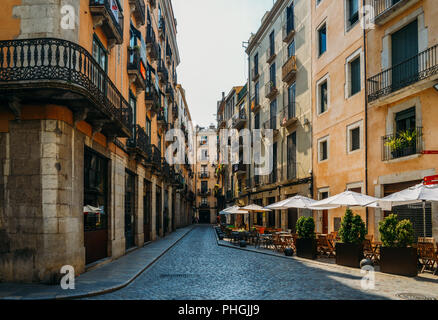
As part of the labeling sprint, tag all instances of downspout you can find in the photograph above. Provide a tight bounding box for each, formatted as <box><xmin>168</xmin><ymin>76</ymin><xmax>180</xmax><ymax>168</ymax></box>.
<box><xmin>363</xmin><ymin>0</ymin><xmax>369</xmax><ymax>231</ymax></box>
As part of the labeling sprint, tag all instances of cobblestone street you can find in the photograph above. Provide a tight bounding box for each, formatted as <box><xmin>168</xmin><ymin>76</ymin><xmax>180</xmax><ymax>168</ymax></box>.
<box><xmin>87</xmin><ymin>225</ymin><xmax>438</xmax><ymax>300</ymax></box>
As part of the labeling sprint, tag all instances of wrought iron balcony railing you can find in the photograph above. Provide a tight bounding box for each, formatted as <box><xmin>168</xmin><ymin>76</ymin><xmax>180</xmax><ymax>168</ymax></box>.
<box><xmin>0</xmin><ymin>38</ymin><xmax>132</xmax><ymax>137</ymax></box>
<box><xmin>129</xmin><ymin>0</ymin><xmax>146</xmax><ymax>26</ymax></box>
<box><xmin>280</xmin><ymin>103</ymin><xmax>297</xmax><ymax>128</ymax></box>
<box><xmin>157</xmin><ymin>60</ymin><xmax>169</xmax><ymax>83</ymax></box>
<box><xmin>127</xmin><ymin>124</ymin><xmax>151</xmax><ymax>157</ymax></box>
<box><xmin>232</xmin><ymin>109</ymin><xmax>247</xmax><ymax>129</ymax></box>
<box><xmin>157</xmin><ymin>109</ymin><xmax>167</xmax><ymax>127</ymax></box>
<box><xmin>198</xmin><ymin>172</ymin><xmax>210</xmax><ymax>179</ymax></box>
<box><xmin>367</xmin><ymin>44</ymin><xmax>438</xmax><ymax>102</ymax></box>
<box><xmin>127</xmin><ymin>47</ymin><xmax>146</xmax><ymax>90</ymax></box>
<box><xmin>266</xmin><ymin>46</ymin><xmax>276</xmax><ymax>64</ymax></box>
<box><xmin>146</xmin><ymin>24</ymin><xmax>158</xmax><ymax>61</ymax></box>
<box><xmin>381</xmin><ymin>127</ymin><xmax>423</xmax><ymax>161</ymax></box>
<box><xmin>89</xmin><ymin>0</ymin><xmax>124</xmax><ymax>45</ymax></box>
<box><xmin>165</xmin><ymin>83</ymin><xmax>174</xmax><ymax>102</ymax></box>
<box><xmin>282</xmin><ymin>55</ymin><xmax>297</xmax><ymax>84</ymax></box>
<box><xmin>251</xmin><ymin>67</ymin><xmax>260</xmax><ymax>82</ymax></box>
<box><xmin>283</xmin><ymin>18</ymin><xmax>295</xmax><ymax>43</ymax></box>
<box><xmin>198</xmin><ymin>188</ymin><xmax>212</xmax><ymax>196</ymax></box>
<box><xmin>145</xmin><ymin>80</ymin><xmax>160</xmax><ymax>113</ymax></box>
<box><xmin>158</xmin><ymin>16</ymin><xmax>166</xmax><ymax>39</ymax></box>
<box><xmin>373</xmin><ymin>0</ymin><xmax>415</xmax><ymax>25</ymax></box>
<box><xmin>151</xmin><ymin>145</ymin><xmax>162</xmax><ymax>168</ymax></box>
<box><xmin>265</xmin><ymin>81</ymin><xmax>278</xmax><ymax>100</ymax></box>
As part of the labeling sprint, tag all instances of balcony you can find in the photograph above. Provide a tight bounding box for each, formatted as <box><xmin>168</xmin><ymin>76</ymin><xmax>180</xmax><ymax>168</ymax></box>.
<box><xmin>172</xmin><ymin>105</ymin><xmax>178</xmax><ymax>119</ymax></box>
<box><xmin>373</xmin><ymin>0</ymin><xmax>420</xmax><ymax>26</ymax></box>
<box><xmin>251</xmin><ymin>67</ymin><xmax>260</xmax><ymax>82</ymax></box>
<box><xmin>263</xmin><ymin>116</ymin><xmax>279</xmax><ymax>136</ymax></box>
<box><xmin>251</xmin><ymin>96</ymin><xmax>261</xmax><ymax>113</ymax></box>
<box><xmin>266</xmin><ymin>47</ymin><xmax>276</xmax><ymax>64</ymax></box>
<box><xmin>232</xmin><ymin>163</ymin><xmax>246</xmax><ymax>175</ymax></box>
<box><xmin>89</xmin><ymin>0</ymin><xmax>124</xmax><ymax>47</ymax></box>
<box><xmin>157</xmin><ymin>60</ymin><xmax>169</xmax><ymax>83</ymax></box>
<box><xmin>199</xmin><ymin>202</ymin><xmax>212</xmax><ymax>209</ymax></box>
<box><xmin>217</xmin><ymin>114</ymin><xmax>226</xmax><ymax>128</ymax></box>
<box><xmin>166</xmin><ymin>46</ymin><xmax>173</xmax><ymax>67</ymax></box>
<box><xmin>165</xmin><ymin>83</ymin><xmax>174</xmax><ymax>102</ymax></box>
<box><xmin>283</xmin><ymin>20</ymin><xmax>295</xmax><ymax>43</ymax></box>
<box><xmin>282</xmin><ymin>55</ymin><xmax>297</xmax><ymax>84</ymax></box>
<box><xmin>382</xmin><ymin>127</ymin><xmax>423</xmax><ymax>161</ymax></box>
<box><xmin>265</xmin><ymin>81</ymin><xmax>278</xmax><ymax>100</ymax></box>
<box><xmin>232</xmin><ymin>109</ymin><xmax>247</xmax><ymax>129</ymax></box>
<box><xmin>198</xmin><ymin>172</ymin><xmax>210</xmax><ymax>179</ymax></box>
<box><xmin>158</xmin><ymin>17</ymin><xmax>166</xmax><ymax>39</ymax></box>
<box><xmin>198</xmin><ymin>188</ymin><xmax>212</xmax><ymax>196</ymax></box>
<box><xmin>0</xmin><ymin>38</ymin><xmax>132</xmax><ymax>137</ymax></box>
<box><xmin>151</xmin><ymin>145</ymin><xmax>161</xmax><ymax>169</ymax></box>
<box><xmin>161</xmin><ymin>159</ymin><xmax>171</xmax><ymax>181</ymax></box>
<box><xmin>146</xmin><ymin>25</ymin><xmax>158</xmax><ymax>61</ymax></box>
<box><xmin>367</xmin><ymin>44</ymin><xmax>438</xmax><ymax>104</ymax></box>
<box><xmin>129</xmin><ymin>0</ymin><xmax>146</xmax><ymax>26</ymax></box>
<box><xmin>127</xmin><ymin>124</ymin><xmax>151</xmax><ymax>159</ymax></box>
<box><xmin>157</xmin><ymin>110</ymin><xmax>167</xmax><ymax>128</ymax></box>
<box><xmin>127</xmin><ymin>47</ymin><xmax>146</xmax><ymax>91</ymax></box>
<box><xmin>145</xmin><ymin>81</ymin><xmax>160</xmax><ymax>114</ymax></box>
<box><xmin>280</xmin><ymin>103</ymin><xmax>297</xmax><ymax>128</ymax></box>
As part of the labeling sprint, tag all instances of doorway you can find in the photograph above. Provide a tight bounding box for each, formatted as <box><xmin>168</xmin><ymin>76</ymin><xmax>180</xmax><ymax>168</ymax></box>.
<box><xmin>125</xmin><ymin>171</ymin><xmax>136</xmax><ymax>250</ymax></box>
<box><xmin>144</xmin><ymin>179</ymin><xmax>152</xmax><ymax>243</ymax></box>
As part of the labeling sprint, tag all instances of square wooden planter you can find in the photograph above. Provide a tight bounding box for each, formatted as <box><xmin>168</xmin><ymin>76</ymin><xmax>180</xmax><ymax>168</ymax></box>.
<box><xmin>335</xmin><ymin>243</ymin><xmax>363</xmax><ymax>268</ymax></box>
<box><xmin>380</xmin><ymin>247</ymin><xmax>418</xmax><ymax>277</ymax></box>
<box><xmin>296</xmin><ymin>238</ymin><xmax>317</xmax><ymax>260</ymax></box>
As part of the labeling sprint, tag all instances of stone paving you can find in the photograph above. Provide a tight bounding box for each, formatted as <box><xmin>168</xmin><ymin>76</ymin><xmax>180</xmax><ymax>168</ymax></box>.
<box><xmin>0</xmin><ymin>226</ymin><xmax>194</xmax><ymax>300</ymax></box>
<box><xmin>88</xmin><ymin>225</ymin><xmax>438</xmax><ymax>300</ymax></box>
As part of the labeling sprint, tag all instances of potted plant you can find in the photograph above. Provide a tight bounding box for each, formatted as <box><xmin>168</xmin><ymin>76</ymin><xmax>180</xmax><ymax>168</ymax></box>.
<box><xmin>295</xmin><ymin>216</ymin><xmax>317</xmax><ymax>260</ymax></box>
<box><xmin>336</xmin><ymin>209</ymin><xmax>366</xmax><ymax>268</ymax></box>
<box><xmin>379</xmin><ymin>214</ymin><xmax>417</xmax><ymax>277</ymax></box>
<box><xmin>385</xmin><ymin>129</ymin><xmax>418</xmax><ymax>158</ymax></box>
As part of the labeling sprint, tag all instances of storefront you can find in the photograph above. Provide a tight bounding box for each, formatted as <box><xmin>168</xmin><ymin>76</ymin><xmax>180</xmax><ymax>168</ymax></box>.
<box><xmin>84</xmin><ymin>147</ymin><xmax>109</xmax><ymax>265</ymax></box>
<box><xmin>125</xmin><ymin>171</ymin><xmax>136</xmax><ymax>249</ymax></box>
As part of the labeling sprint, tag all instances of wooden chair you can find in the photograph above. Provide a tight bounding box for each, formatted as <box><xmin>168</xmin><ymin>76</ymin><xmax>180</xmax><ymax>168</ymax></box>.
<box><xmin>317</xmin><ymin>234</ymin><xmax>335</xmax><ymax>258</ymax></box>
<box><xmin>272</xmin><ymin>234</ymin><xmax>284</xmax><ymax>252</ymax></box>
<box><xmin>363</xmin><ymin>239</ymin><xmax>377</xmax><ymax>262</ymax></box>
<box><xmin>417</xmin><ymin>242</ymin><xmax>438</xmax><ymax>274</ymax></box>
<box><xmin>418</xmin><ymin>237</ymin><xmax>435</xmax><ymax>243</ymax></box>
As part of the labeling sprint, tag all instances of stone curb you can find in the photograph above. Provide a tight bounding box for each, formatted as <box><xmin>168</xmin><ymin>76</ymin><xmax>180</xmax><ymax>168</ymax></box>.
<box><xmin>0</xmin><ymin>226</ymin><xmax>195</xmax><ymax>300</ymax></box>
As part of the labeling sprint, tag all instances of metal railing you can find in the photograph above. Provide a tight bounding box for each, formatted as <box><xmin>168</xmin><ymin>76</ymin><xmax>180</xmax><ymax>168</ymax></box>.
<box><xmin>283</xmin><ymin>18</ymin><xmax>295</xmax><ymax>42</ymax></box>
<box><xmin>280</xmin><ymin>103</ymin><xmax>296</xmax><ymax>126</ymax></box>
<box><xmin>373</xmin><ymin>0</ymin><xmax>404</xmax><ymax>20</ymax></box>
<box><xmin>145</xmin><ymin>80</ymin><xmax>160</xmax><ymax>112</ymax></box>
<box><xmin>198</xmin><ymin>188</ymin><xmax>212</xmax><ymax>196</ymax></box>
<box><xmin>127</xmin><ymin>124</ymin><xmax>150</xmax><ymax>155</ymax></box>
<box><xmin>265</xmin><ymin>81</ymin><xmax>277</xmax><ymax>99</ymax></box>
<box><xmin>157</xmin><ymin>60</ymin><xmax>169</xmax><ymax>83</ymax></box>
<box><xmin>146</xmin><ymin>24</ymin><xmax>158</xmax><ymax>60</ymax></box>
<box><xmin>158</xmin><ymin>16</ymin><xmax>166</xmax><ymax>38</ymax></box>
<box><xmin>367</xmin><ymin>44</ymin><xmax>438</xmax><ymax>102</ymax></box>
<box><xmin>282</xmin><ymin>55</ymin><xmax>297</xmax><ymax>83</ymax></box>
<box><xmin>89</xmin><ymin>0</ymin><xmax>124</xmax><ymax>42</ymax></box>
<box><xmin>382</xmin><ymin>127</ymin><xmax>423</xmax><ymax>161</ymax></box>
<box><xmin>198</xmin><ymin>172</ymin><xmax>210</xmax><ymax>179</ymax></box>
<box><xmin>0</xmin><ymin>38</ymin><xmax>132</xmax><ymax>133</ymax></box>
<box><xmin>232</xmin><ymin>108</ymin><xmax>247</xmax><ymax>128</ymax></box>
<box><xmin>151</xmin><ymin>145</ymin><xmax>161</xmax><ymax>167</ymax></box>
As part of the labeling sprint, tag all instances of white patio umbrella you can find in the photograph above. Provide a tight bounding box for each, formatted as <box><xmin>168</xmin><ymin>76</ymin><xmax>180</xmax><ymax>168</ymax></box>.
<box><xmin>241</xmin><ymin>204</ymin><xmax>271</xmax><ymax>229</ymax></box>
<box><xmin>265</xmin><ymin>195</ymin><xmax>332</xmax><ymax>210</ymax></box>
<box><xmin>219</xmin><ymin>205</ymin><xmax>248</xmax><ymax>215</ymax></box>
<box><xmin>368</xmin><ymin>183</ymin><xmax>438</xmax><ymax>237</ymax></box>
<box><xmin>309</xmin><ymin>191</ymin><xmax>380</xmax><ymax>209</ymax></box>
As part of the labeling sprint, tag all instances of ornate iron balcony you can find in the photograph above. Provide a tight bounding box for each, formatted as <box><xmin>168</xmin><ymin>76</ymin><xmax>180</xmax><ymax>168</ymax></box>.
<box><xmin>367</xmin><ymin>44</ymin><xmax>438</xmax><ymax>103</ymax></box>
<box><xmin>151</xmin><ymin>145</ymin><xmax>161</xmax><ymax>169</ymax></box>
<box><xmin>0</xmin><ymin>38</ymin><xmax>132</xmax><ymax>137</ymax></box>
<box><xmin>280</xmin><ymin>103</ymin><xmax>297</xmax><ymax>128</ymax></box>
<box><xmin>198</xmin><ymin>188</ymin><xmax>212</xmax><ymax>196</ymax></box>
<box><xmin>232</xmin><ymin>109</ymin><xmax>247</xmax><ymax>129</ymax></box>
<box><xmin>198</xmin><ymin>172</ymin><xmax>210</xmax><ymax>179</ymax></box>
<box><xmin>89</xmin><ymin>0</ymin><xmax>124</xmax><ymax>46</ymax></box>
<box><xmin>127</xmin><ymin>47</ymin><xmax>146</xmax><ymax>91</ymax></box>
<box><xmin>127</xmin><ymin>124</ymin><xmax>152</xmax><ymax>159</ymax></box>
<box><xmin>265</xmin><ymin>81</ymin><xmax>278</xmax><ymax>100</ymax></box>
<box><xmin>146</xmin><ymin>25</ymin><xmax>158</xmax><ymax>61</ymax></box>
<box><xmin>373</xmin><ymin>0</ymin><xmax>418</xmax><ymax>25</ymax></box>
<box><xmin>158</xmin><ymin>16</ymin><xmax>166</xmax><ymax>39</ymax></box>
<box><xmin>381</xmin><ymin>127</ymin><xmax>423</xmax><ymax>161</ymax></box>
<box><xmin>145</xmin><ymin>80</ymin><xmax>160</xmax><ymax>113</ymax></box>
<box><xmin>157</xmin><ymin>60</ymin><xmax>169</xmax><ymax>83</ymax></box>
<box><xmin>282</xmin><ymin>55</ymin><xmax>297</xmax><ymax>84</ymax></box>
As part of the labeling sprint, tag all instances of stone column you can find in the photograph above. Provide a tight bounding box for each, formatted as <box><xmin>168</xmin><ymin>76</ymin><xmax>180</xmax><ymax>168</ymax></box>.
<box><xmin>110</xmin><ymin>151</ymin><xmax>126</xmax><ymax>259</ymax></box>
<box><xmin>135</xmin><ymin>167</ymin><xmax>145</xmax><ymax>246</ymax></box>
<box><xmin>151</xmin><ymin>176</ymin><xmax>157</xmax><ymax>241</ymax></box>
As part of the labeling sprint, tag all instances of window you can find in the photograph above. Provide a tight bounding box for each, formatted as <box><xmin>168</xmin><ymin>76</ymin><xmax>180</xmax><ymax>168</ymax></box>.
<box><xmin>129</xmin><ymin>92</ymin><xmax>136</xmax><ymax>135</ymax></box>
<box><xmin>395</xmin><ymin>107</ymin><xmax>416</xmax><ymax>133</ymax></box>
<box><xmin>347</xmin><ymin>0</ymin><xmax>359</xmax><ymax>29</ymax></box>
<box><xmin>200</xmin><ymin>136</ymin><xmax>208</xmax><ymax>145</ymax></box>
<box><xmin>317</xmin><ymin>78</ymin><xmax>328</xmax><ymax>114</ymax></box>
<box><xmin>350</xmin><ymin>56</ymin><xmax>361</xmax><ymax>96</ymax></box>
<box><xmin>269</xmin><ymin>31</ymin><xmax>275</xmax><ymax>57</ymax></box>
<box><xmin>201</xmin><ymin>197</ymin><xmax>208</xmax><ymax>205</ymax></box>
<box><xmin>286</xmin><ymin>4</ymin><xmax>294</xmax><ymax>34</ymax></box>
<box><xmin>270</xmin><ymin>99</ymin><xmax>277</xmax><ymax>130</ymax></box>
<box><xmin>270</xmin><ymin>143</ymin><xmax>278</xmax><ymax>183</ymax></box>
<box><xmin>287</xmin><ymin>83</ymin><xmax>296</xmax><ymax>118</ymax></box>
<box><xmin>201</xmin><ymin>149</ymin><xmax>208</xmax><ymax>161</ymax></box>
<box><xmin>318</xmin><ymin>137</ymin><xmax>329</xmax><ymax>161</ymax></box>
<box><xmin>269</xmin><ymin>63</ymin><xmax>276</xmax><ymax>88</ymax></box>
<box><xmin>254</xmin><ymin>53</ymin><xmax>259</xmax><ymax>75</ymax></box>
<box><xmin>201</xmin><ymin>165</ymin><xmax>207</xmax><ymax>174</ymax></box>
<box><xmin>287</xmin><ymin>40</ymin><xmax>295</xmax><ymax>58</ymax></box>
<box><xmin>287</xmin><ymin>132</ymin><xmax>297</xmax><ymax>180</ymax></box>
<box><xmin>92</xmin><ymin>35</ymin><xmax>107</xmax><ymax>89</ymax></box>
<box><xmin>255</xmin><ymin>82</ymin><xmax>260</xmax><ymax>105</ymax></box>
<box><xmin>349</xmin><ymin>126</ymin><xmax>361</xmax><ymax>152</ymax></box>
<box><xmin>254</xmin><ymin>111</ymin><xmax>260</xmax><ymax>130</ymax></box>
<box><xmin>145</xmin><ymin>117</ymin><xmax>151</xmax><ymax>145</ymax></box>
<box><xmin>201</xmin><ymin>181</ymin><xmax>208</xmax><ymax>192</ymax></box>
<box><xmin>318</xmin><ymin>24</ymin><xmax>327</xmax><ymax>56</ymax></box>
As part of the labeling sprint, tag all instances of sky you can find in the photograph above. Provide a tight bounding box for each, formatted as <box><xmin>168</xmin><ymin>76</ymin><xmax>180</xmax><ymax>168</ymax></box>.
<box><xmin>172</xmin><ymin>0</ymin><xmax>274</xmax><ymax>128</ymax></box>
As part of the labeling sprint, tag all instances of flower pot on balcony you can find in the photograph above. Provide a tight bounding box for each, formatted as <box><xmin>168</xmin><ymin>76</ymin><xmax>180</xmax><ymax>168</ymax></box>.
<box><xmin>296</xmin><ymin>238</ymin><xmax>317</xmax><ymax>260</ymax></box>
<box><xmin>335</xmin><ymin>243</ymin><xmax>363</xmax><ymax>268</ymax></box>
<box><xmin>380</xmin><ymin>247</ymin><xmax>418</xmax><ymax>277</ymax></box>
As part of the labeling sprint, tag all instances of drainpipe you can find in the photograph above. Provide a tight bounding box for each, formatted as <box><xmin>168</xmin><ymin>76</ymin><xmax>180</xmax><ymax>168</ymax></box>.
<box><xmin>247</xmin><ymin>47</ymin><xmax>252</xmax><ymax>204</ymax></box>
<box><xmin>363</xmin><ymin>0</ymin><xmax>369</xmax><ymax>231</ymax></box>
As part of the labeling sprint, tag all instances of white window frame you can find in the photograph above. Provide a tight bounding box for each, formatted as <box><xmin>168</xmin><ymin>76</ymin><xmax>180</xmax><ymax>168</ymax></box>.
<box><xmin>345</xmin><ymin>47</ymin><xmax>364</xmax><ymax>98</ymax></box>
<box><xmin>316</xmin><ymin>20</ymin><xmax>327</xmax><ymax>57</ymax></box>
<box><xmin>316</xmin><ymin>74</ymin><xmax>330</xmax><ymax>115</ymax></box>
<box><xmin>318</xmin><ymin>135</ymin><xmax>329</xmax><ymax>162</ymax></box>
<box><xmin>346</xmin><ymin>182</ymin><xmax>364</xmax><ymax>194</ymax></box>
<box><xmin>344</xmin><ymin>0</ymin><xmax>360</xmax><ymax>32</ymax></box>
<box><xmin>346</xmin><ymin>120</ymin><xmax>363</xmax><ymax>154</ymax></box>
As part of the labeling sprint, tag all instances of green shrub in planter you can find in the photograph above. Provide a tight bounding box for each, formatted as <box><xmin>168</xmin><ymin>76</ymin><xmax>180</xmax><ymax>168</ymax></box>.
<box><xmin>336</xmin><ymin>209</ymin><xmax>366</xmax><ymax>268</ymax></box>
<box><xmin>295</xmin><ymin>217</ymin><xmax>317</xmax><ymax>259</ymax></box>
<box><xmin>379</xmin><ymin>215</ymin><xmax>417</xmax><ymax>276</ymax></box>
